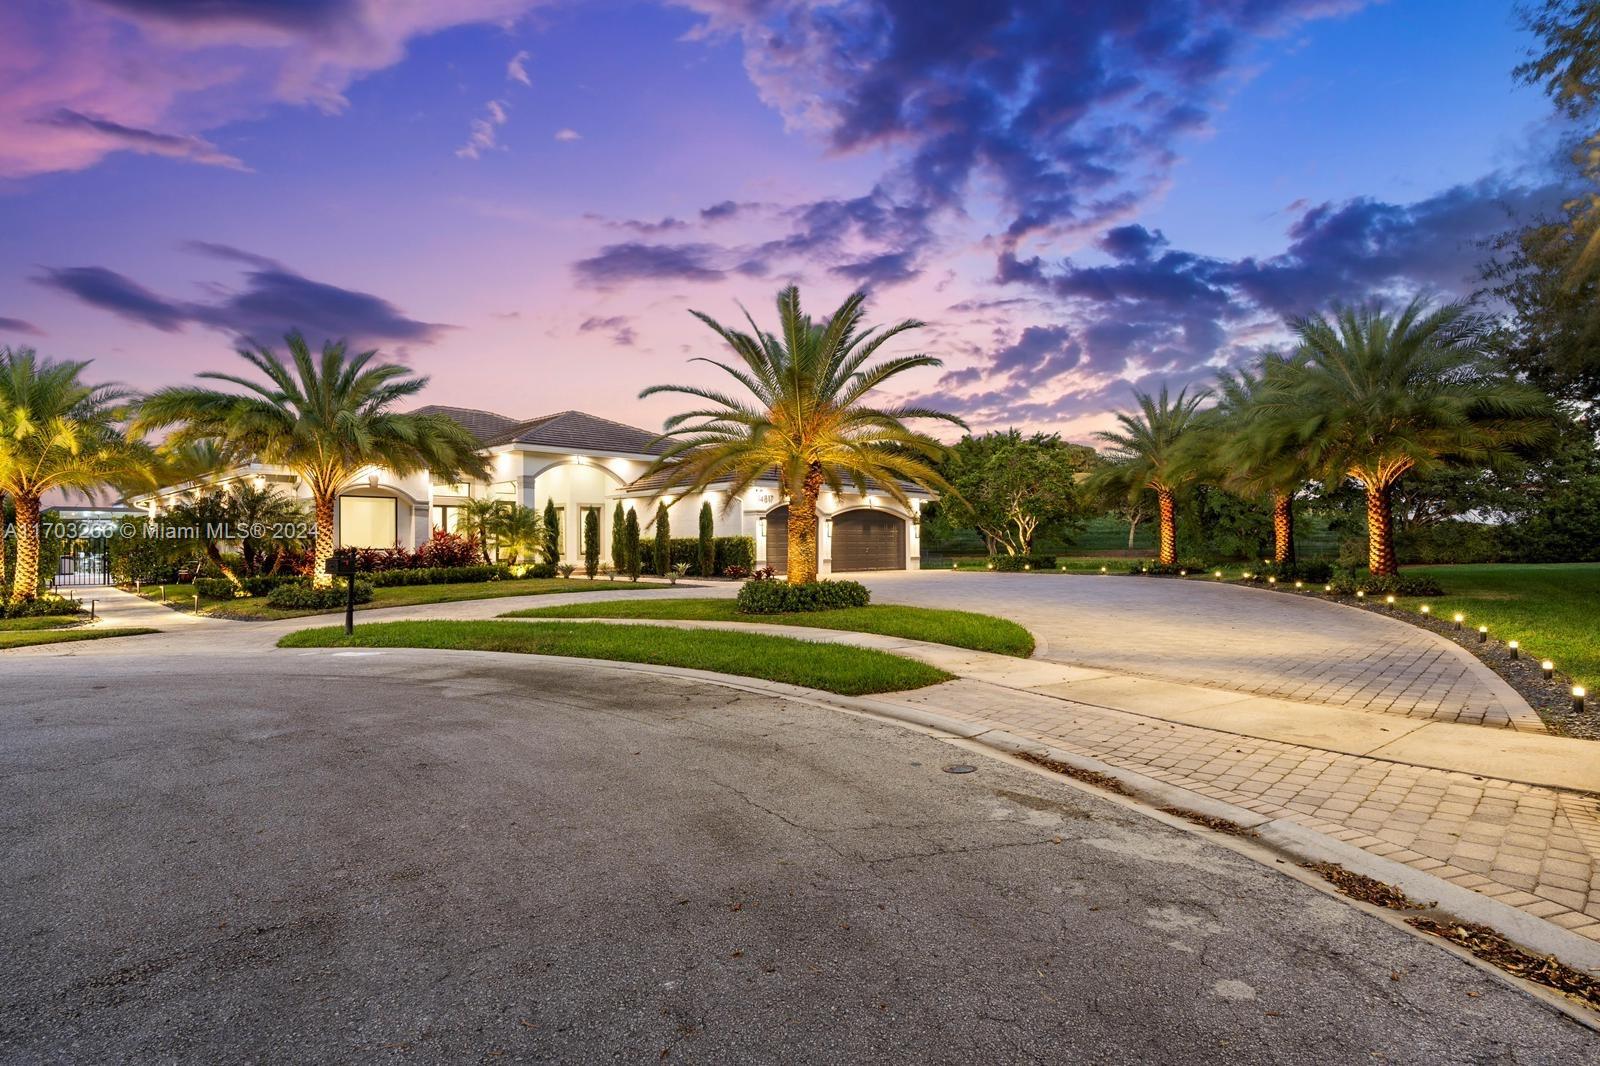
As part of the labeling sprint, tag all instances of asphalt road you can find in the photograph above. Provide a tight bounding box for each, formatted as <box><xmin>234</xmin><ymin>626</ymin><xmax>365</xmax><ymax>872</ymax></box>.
<box><xmin>2</xmin><ymin>646</ymin><xmax>1595</xmax><ymax>1063</ymax></box>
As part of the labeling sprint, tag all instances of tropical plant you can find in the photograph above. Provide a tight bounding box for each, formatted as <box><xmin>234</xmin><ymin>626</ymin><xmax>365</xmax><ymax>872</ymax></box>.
<box><xmin>136</xmin><ymin>333</ymin><xmax>486</xmax><ymax>586</ymax></box>
<box><xmin>1201</xmin><ymin>352</ymin><xmax>1310</xmax><ymax>564</ymax></box>
<box><xmin>459</xmin><ymin>497</ymin><xmax>504</xmax><ymax>565</ymax></box>
<box><xmin>623</xmin><ymin>508</ymin><xmax>641</xmax><ymax>581</ymax></box>
<box><xmin>698</xmin><ymin>501</ymin><xmax>714</xmax><ymax>578</ymax></box>
<box><xmin>226</xmin><ymin>480</ymin><xmax>310</xmax><ymax>576</ymax></box>
<box><xmin>611</xmin><ymin>501</ymin><xmax>626</xmax><ymax>573</ymax></box>
<box><xmin>542</xmin><ymin>498</ymin><xmax>561</xmax><ymax>567</ymax></box>
<box><xmin>640</xmin><ymin>286</ymin><xmax>963</xmax><ymax>583</ymax></box>
<box><xmin>1279</xmin><ymin>298</ymin><xmax>1552</xmax><ymax>575</ymax></box>
<box><xmin>493</xmin><ymin>504</ymin><xmax>545</xmax><ymax>568</ymax></box>
<box><xmin>1090</xmin><ymin>386</ymin><xmax>1209</xmax><ymax>567</ymax></box>
<box><xmin>0</xmin><ymin>348</ymin><xmax>151</xmax><ymax>600</ymax></box>
<box><xmin>583</xmin><ymin>508</ymin><xmax>600</xmax><ymax>578</ymax></box>
<box><xmin>163</xmin><ymin>488</ymin><xmax>245</xmax><ymax>590</ymax></box>
<box><xmin>652</xmin><ymin>502</ymin><xmax>671</xmax><ymax>575</ymax></box>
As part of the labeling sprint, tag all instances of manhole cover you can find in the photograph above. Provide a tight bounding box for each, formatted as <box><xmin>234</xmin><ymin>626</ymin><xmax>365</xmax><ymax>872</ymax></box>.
<box><xmin>942</xmin><ymin>764</ymin><xmax>978</xmax><ymax>774</ymax></box>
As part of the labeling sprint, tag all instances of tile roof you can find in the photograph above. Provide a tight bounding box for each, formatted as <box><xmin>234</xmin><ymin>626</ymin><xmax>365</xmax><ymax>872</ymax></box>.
<box><xmin>621</xmin><ymin>466</ymin><xmax>933</xmax><ymax>497</ymax></box>
<box><xmin>413</xmin><ymin>406</ymin><xmax>664</xmax><ymax>455</ymax></box>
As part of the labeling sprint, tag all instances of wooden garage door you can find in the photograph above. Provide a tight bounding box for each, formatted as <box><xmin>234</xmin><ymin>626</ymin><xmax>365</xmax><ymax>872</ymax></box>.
<box><xmin>832</xmin><ymin>510</ymin><xmax>905</xmax><ymax>572</ymax></box>
<box><xmin>764</xmin><ymin>507</ymin><xmax>787</xmax><ymax>572</ymax></box>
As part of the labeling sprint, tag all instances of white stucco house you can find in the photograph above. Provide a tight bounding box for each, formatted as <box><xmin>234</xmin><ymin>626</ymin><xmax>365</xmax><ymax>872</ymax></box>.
<box><xmin>132</xmin><ymin>406</ymin><xmax>929</xmax><ymax>575</ymax></box>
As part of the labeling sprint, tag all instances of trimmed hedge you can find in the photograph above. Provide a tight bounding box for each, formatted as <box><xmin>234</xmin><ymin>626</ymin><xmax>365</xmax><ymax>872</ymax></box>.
<box><xmin>1328</xmin><ymin>571</ymin><xmax>1445</xmax><ymax>597</ymax></box>
<box><xmin>650</xmin><ymin>535</ymin><xmax>757</xmax><ymax>576</ymax></box>
<box><xmin>267</xmin><ymin>581</ymin><xmax>374</xmax><ymax>610</ymax></box>
<box><xmin>4</xmin><ymin>596</ymin><xmax>85</xmax><ymax>619</ymax></box>
<box><xmin>367</xmin><ymin>565</ymin><xmax>513</xmax><ymax>587</ymax></box>
<box><xmin>989</xmin><ymin>554</ymin><xmax>1056</xmax><ymax>572</ymax></box>
<box><xmin>195</xmin><ymin>574</ymin><xmax>303</xmax><ymax>599</ymax></box>
<box><xmin>736</xmin><ymin>578</ymin><xmax>871</xmax><ymax>614</ymax></box>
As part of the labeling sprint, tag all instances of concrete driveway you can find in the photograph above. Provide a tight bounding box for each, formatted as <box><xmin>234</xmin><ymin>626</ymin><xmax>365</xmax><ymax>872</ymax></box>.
<box><xmin>3</xmin><ymin>646</ymin><xmax>1594</xmax><ymax>1062</ymax></box>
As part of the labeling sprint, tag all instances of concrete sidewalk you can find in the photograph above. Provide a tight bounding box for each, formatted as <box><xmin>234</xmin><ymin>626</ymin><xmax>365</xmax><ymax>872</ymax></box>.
<box><xmin>511</xmin><ymin>614</ymin><xmax>1600</xmax><ymax>946</ymax></box>
<box><xmin>73</xmin><ymin>584</ymin><xmax>210</xmax><ymax>629</ymax></box>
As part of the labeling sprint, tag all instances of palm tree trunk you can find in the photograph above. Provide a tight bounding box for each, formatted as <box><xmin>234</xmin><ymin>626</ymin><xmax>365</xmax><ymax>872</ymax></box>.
<box><xmin>202</xmin><ymin>540</ymin><xmax>243</xmax><ymax>590</ymax></box>
<box><xmin>11</xmin><ymin>493</ymin><xmax>42</xmax><ymax>602</ymax></box>
<box><xmin>1365</xmin><ymin>482</ymin><xmax>1397</xmax><ymax>576</ymax></box>
<box><xmin>313</xmin><ymin>493</ymin><xmax>336</xmax><ymax>588</ymax></box>
<box><xmin>787</xmin><ymin>463</ymin><xmax>824</xmax><ymax>583</ymax></box>
<box><xmin>1271</xmin><ymin>493</ymin><xmax>1294</xmax><ymax>565</ymax></box>
<box><xmin>0</xmin><ymin>491</ymin><xmax>9</xmax><ymax>601</ymax></box>
<box><xmin>1156</xmin><ymin>489</ymin><xmax>1177</xmax><ymax>567</ymax></box>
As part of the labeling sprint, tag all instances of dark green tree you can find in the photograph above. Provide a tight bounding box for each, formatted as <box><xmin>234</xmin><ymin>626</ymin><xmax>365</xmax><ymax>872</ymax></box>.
<box><xmin>583</xmin><ymin>508</ymin><xmax>600</xmax><ymax>578</ymax></box>
<box><xmin>542</xmin><ymin>498</ymin><xmax>561</xmax><ymax>567</ymax></box>
<box><xmin>938</xmin><ymin>429</ymin><xmax>1096</xmax><ymax>556</ymax></box>
<box><xmin>652</xmin><ymin>502</ymin><xmax>671</xmax><ymax>575</ymax></box>
<box><xmin>623</xmin><ymin>508</ymin><xmax>642</xmax><ymax>581</ymax></box>
<box><xmin>698</xmin><ymin>501</ymin><xmax>715</xmax><ymax>577</ymax></box>
<box><xmin>611</xmin><ymin>501</ymin><xmax>626</xmax><ymax>573</ymax></box>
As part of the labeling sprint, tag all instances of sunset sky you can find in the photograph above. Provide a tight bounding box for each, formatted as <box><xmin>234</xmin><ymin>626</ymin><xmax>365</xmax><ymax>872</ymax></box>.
<box><xmin>0</xmin><ymin>0</ymin><xmax>1567</xmax><ymax>443</ymax></box>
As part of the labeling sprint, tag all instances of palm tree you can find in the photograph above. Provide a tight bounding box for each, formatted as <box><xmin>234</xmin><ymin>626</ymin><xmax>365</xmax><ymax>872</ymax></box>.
<box><xmin>641</xmin><ymin>286</ymin><xmax>964</xmax><ymax>583</ymax></box>
<box><xmin>459</xmin><ymin>496</ymin><xmax>504</xmax><ymax>564</ymax></box>
<box><xmin>0</xmin><ymin>348</ymin><xmax>150</xmax><ymax>601</ymax></box>
<box><xmin>137</xmin><ymin>333</ymin><xmax>486</xmax><ymax>587</ymax></box>
<box><xmin>492</xmin><ymin>504</ymin><xmax>544</xmax><ymax>568</ymax></box>
<box><xmin>1205</xmin><ymin>352</ymin><xmax>1309</xmax><ymax>565</ymax></box>
<box><xmin>1280</xmin><ymin>298</ymin><xmax>1552</xmax><ymax>576</ymax></box>
<box><xmin>226</xmin><ymin>480</ymin><xmax>309</xmax><ymax>576</ymax></box>
<box><xmin>1090</xmin><ymin>386</ymin><xmax>1208</xmax><ymax>567</ymax></box>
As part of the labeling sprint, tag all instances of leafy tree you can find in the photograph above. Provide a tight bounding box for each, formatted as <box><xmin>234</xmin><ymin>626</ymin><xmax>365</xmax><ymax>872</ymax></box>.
<box><xmin>698</xmin><ymin>501</ymin><xmax>715</xmax><ymax>577</ymax></box>
<box><xmin>1089</xmin><ymin>386</ymin><xmax>1209</xmax><ymax>567</ymax></box>
<box><xmin>1280</xmin><ymin>298</ymin><xmax>1552</xmax><ymax>575</ymax></box>
<box><xmin>640</xmin><ymin>286</ymin><xmax>962</xmax><ymax>583</ymax></box>
<box><xmin>0</xmin><ymin>348</ymin><xmax>150</xmax><ymax>601</ymax></box>
<box><xmin>623</xmin><ymin>508</ymin><xmax>641</xmax><ymax>581</ymax></box>
<box><xmin>610</xmin><ymin>501</ymin><xmax>626</xmax><ymax>573</ymax></box>
<box><xmin>583</xmin><ymin>508</ymin><xmax>600</xmax><ymax>578</ymax></box>
<box><xmin>939</xmin><ymin>430</ymin><xmax>1095</xmax><ymax>555</ymax></box>
<box><xmin>542</xmin><ymin>498</ymin><xmax>561</xmax><ymax>566</ymax></box>
<box><xmin>652</xmin><ymin>501</ymin><xmax>671</xmax><ymax>575</ymax></box>
<box><xmin>137</xmin><ymin>333</ymin><xmax>486</xmax><ymax>586</ymax></box>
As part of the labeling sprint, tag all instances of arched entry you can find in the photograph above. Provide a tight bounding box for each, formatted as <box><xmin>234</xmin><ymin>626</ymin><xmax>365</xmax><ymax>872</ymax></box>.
<box><xmin>764</xmin><ymin>506</ymin><xmax>788</xmax><ymax>572</ymax></box>
<box><xmin>832</xmin><ymin>509</ymin><xmax>906</xmax><ymax>572</ymax></box>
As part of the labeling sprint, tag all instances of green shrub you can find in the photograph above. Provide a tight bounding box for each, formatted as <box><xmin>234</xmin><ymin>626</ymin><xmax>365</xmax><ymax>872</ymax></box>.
<box><xmin>699</xmin><ymin>502</ymin><xmax>715</xmax><ymax>580</ymax></box>
<box><xmin>194</xmin><ymin>577</ymin><xmax>244</xmax><ymax>599</ymax></box>
<box><xmin>366</xmin><ymin>565</ymin><xmax>511</xmax><ymax>587</ymax></box>
<box><xmin>736</xmin><ymin>578</ymin><xmax>871</xmax><ymax>614</ymax></box>
<box><xmin>583</xmin><ymin>510</ymin><xmax>600</xmax><ymax>578</ymax></box>
<box><xmin>1328</xmin><ymin>570</ymin><xmax>1445</xmax><ymax>597</ymax></box>
<box><xmin>990</xmin><ymin>554</ymin><xmax>1055</xmax><ymax>572</ymax></box>
<box><xmin>611</xmin><ymin>502</ymin><xmax>627</xmax><ymax>573</ymax></box>
<box><xmin>4</xmin><ymin>595</ymin><xmax>85</xmax><ymax>619</ymax></box>
<box><xmin>624</xmin><ymin>510</ymin><xmax>641</xmax><ymax>581</ymax></box>
<box><xmin>267</xmin><ymin>581</ymin><xmax>374</xmax><ymax>610</ymax></box>
<box><xmin>653</xmin><ymin>505</ymin><xmax>671</xmax><ymax>577</ymax></box>
<box><xmin>1397</xmin><ymin>520</ymin><xmax>1504</xmax><ymax>565</ymax></box>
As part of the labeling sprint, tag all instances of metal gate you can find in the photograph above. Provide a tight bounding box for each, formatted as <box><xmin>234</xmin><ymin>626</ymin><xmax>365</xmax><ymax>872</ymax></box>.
<box><xmin>54</xmin><ymin>531</ymin><xmax>113</xmax><ymax>587</ymax></box>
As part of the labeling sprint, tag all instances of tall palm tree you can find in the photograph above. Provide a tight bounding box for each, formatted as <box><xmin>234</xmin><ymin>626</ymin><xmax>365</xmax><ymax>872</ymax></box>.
<box><xmin>1205</xmin><ymin>352</ymin><xmax>1309</xmax><ymax>565</ymax></box>
<box><xmin>1282</xmin><ymin>298</ymin><xmax>1551</xmax><ymax>576</ymax></box>
<box><xmin>640</xmin><ymin>286</ymin><xmax>963</xmax><ymax>583</ymax></box>
<box><xmin>0</xmin><ymin>348</ymin><xmax>150</xmax><ymax>601</ymax></box>
<box><xmin>1091</xmin><ymin>385</ymin><xmax>1208</xmax><ymax>567</ymax></box>
<box><xmin>137</xmin><ymin>334</ymin><xmax>486</xmax><ymax>586</ymax></box>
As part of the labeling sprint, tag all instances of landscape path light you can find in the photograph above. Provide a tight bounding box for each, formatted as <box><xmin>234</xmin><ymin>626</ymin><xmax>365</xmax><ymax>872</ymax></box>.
<box><xmin>1355</xmin><ymin>590</ymin><xmax>1365</xmax><ymax>600</ymax></box>
<box><xmin>1453</xmin><ymin>612</ymin><xmax>1465</xmax><ymax>631</ymax></box>
<box><xmin>1420</xmin><ymin>604</ymin><xmax>1430</xmax><ymax>616</ymax></box>
<box><xmin>1478</xmin><ymin>625</ymin><xmax>1488</xmax><ymax>643</ymax></box>
<box><xmin>1508</xmin><ymin>640</ymin><xmax>1519</xmax><ymax>660</ymax></box>
<box><xmin>1543</xmin><ymin>660</ymin><xmax>1555</xmax><ymax>680</ymax></box>
<box><xmin>1385</xmin><ymin>594</ymin><xmax>1395</xmax><ymax>605</ymax></box>
<box><xmin>1575</xmin><ymin>686</ymin><xmax>1587</xmax><ymax>715</ymax></box>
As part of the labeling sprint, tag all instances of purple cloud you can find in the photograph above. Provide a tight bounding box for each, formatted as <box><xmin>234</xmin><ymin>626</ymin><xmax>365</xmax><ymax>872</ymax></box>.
<box><xmin>572</xmin><ymin>242</ymin><xmax>726</xmax><ymax>286</ymax></box>
<box><xmin>0</xmin><ymin>316</ymin><xmax>43</xmax><ymax>337</ymax></box>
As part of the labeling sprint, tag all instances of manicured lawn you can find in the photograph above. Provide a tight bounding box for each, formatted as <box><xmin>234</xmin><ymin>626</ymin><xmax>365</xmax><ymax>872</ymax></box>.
<box><xmin>1398</xmin><ymin>563</ymin><xmax>1600</xmax><ymax>690</ymax></box>
<box><xmin>136</xmin><ymin>577</ymin><xmax>671</xmax><ymax>620</ymax></box>
<box><xmin>0</xmin><ymin>614</ymin><xmax>87</xmax><ymax>632</ymax></box>
<box><xmin>505</xmin><ymin>598</ymin><xmax>1035</xmax><ymax>657</ymax></box>
<box><xmin>0</xmin><ymin>626</ymin><xmax>158</xmax><ymax>649</ymax></box>
<box><xmin>278</xmin><ymin>620</ymin><xmax>952</xmax><ymax>695</ymax></box>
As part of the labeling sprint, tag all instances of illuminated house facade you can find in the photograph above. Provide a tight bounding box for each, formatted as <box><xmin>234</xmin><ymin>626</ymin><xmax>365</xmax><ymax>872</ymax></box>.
<box><xmin>133</xmin><ymin>406</ymin><xmax>928</xmax><ymax>575</ymax></box>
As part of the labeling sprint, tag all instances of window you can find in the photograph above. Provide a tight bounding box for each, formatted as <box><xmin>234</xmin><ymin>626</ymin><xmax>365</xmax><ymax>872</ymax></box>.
<box><xmin>339</xmin><ymin>495</ymin><xmax>397</xmax><ymax>549</ymax></box>
<box><xmin>433</xmin><ymin>504</ymin><xmax>460</xmax><ymax>533</ymax></box>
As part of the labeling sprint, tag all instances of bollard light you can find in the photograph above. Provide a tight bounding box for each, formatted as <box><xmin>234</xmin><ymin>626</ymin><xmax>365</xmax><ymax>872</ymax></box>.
<box><xmin>1101</xmin><ymin>566</ymin><xmax>1108</xmax><ymax>574</ymax></box>
<box><xmin>1542</xmin><ymin>660</ymin><xmax>1555</xmax><ymax>680</ymax></box>
<box><xmin>194</xmin><ymin>593</ymin><xmax>200</xmax><ymax>612</ymax></box>
<box><xmin>1023</xmin><ymin>563</ymin><xmax>1032</xmax><ymax>571</ymax></box>
<box><xmin>987</xmin><ymin>562</ymin><xmax>995</xmax><ymax>571</ymax></box>
<box><xmin>1508</xmin><ymin>640</ymin><xmax>1519</xmax><ymax>659</ymax></box>
<box><xmin>1179</xmin><ymin>569</ymin><xmax>1187</xmax><ymax>576</ymax></box>
<box><xmin>1385</xmin><ymin>595</ymin><xmax>1395</xmax><ymax>605</ymax></box>
<box><xmin>1453</xmin><ymin>612</ymin><xmax>1464</xmax><ymax>631</ymax></box>
<box><xmin>1355</xmin><ymin>590</ymin><xmax>1365</xmax><ymax>599</ymax></box>
<box><xmin>1323</xmin><ymin>584</ymin><xmax>1332</xmax><ymax>592</ymax></box>
<box><xmin>952</xmin><ymin>561</ymin><xmax>959</xmax><ymax>570</ymax></box>
<box><xmin>1420</xmin><ymin>604</ymin><xmax>1430</xmax><ymax>616</ymax></box>
<box><xmin>1295</xmin><ymin>580</ymin><xmax>1303</xmax><ymax>589</ymax></box>
<box><xmin>1478</xmin><ymin>625</ymin><xmax>1488</xmax><ymax>643</ymax></box>
<box><xmin>160</xmin><ymin>584</ymin><xmax>166</xmax><ymax>604</ymax></box>
<box><xmin>1575</xmin><ymin>686</ymin><xmax>1587</xmax><ymax>714</ymax></box>
<box><xmin>1267</xmin><ymin>576</ymin><xmax>1276</xmax><ymax>585</ymax></box>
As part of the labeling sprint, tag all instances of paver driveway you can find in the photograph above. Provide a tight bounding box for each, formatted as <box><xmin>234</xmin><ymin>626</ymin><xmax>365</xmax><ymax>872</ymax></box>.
<box><xmin>858</xmin><ymin>572</ymin><xmax>1537</xmax><ymax>730</ymax></box>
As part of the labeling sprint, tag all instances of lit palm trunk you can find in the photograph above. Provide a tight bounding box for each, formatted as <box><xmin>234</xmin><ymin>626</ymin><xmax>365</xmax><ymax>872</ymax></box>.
<box><xmin>1272</xmin><ymin>493</ymin><xmax>1294</xmax><ymax>564</ymax></box>
<box><xmin>787</xmin><ymin>464</ymin><xmax>824</xmax><ymax>583</ymax></box>
<box><xmin>313</xmin><ymin>493</ymin><xmax>336</xmax><ymax>588</ymax></box>
<box><xmin>1156</xmin><ymin>488</ymin><xmax>1177</xmax><ymax>567</ymax></box>
<box><xmin>11</xmin><ymin>493</ymin><xmax>41</xmax><ymax>601</ymax></box>
<box><xmin>1364</xmin><ymin>481</ymin><xmax>1397</xmax><ymax>577</ymax></box>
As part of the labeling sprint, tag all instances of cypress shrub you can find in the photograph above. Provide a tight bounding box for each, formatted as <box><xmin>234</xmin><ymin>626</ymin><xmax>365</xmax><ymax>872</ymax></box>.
<box><xmin>624</xmin><ymin>509</ymin><xmax>642</xmax><ymax>581</ymax></box>
<box><xmin>653</xmin><ymin>503</ymin><xmax>671</xmax><ymax>577</ymax></box>
<box><xmin>698</xmin><ymin>502</ymin><xmax>715</xmax><ymax>578</ymax></box>
<box><xmin>583</xmin><ymin>509</ymin><xmax>600</xmax><ymax>578</ymax></box>
<box><xmin>611</xmin><ymin>501</ymin><xmax>626</xmax><ymax>573</ymax></box>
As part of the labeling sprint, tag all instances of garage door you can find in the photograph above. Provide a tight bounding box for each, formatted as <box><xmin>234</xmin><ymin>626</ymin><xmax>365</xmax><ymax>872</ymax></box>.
<box><xmin>832</xmin><ymin>510</ymin><xmax>906</xmax><ymax>572</ymax></box>
<box><xmin>764</xmin><ymin>506</ymin><xmax>787</xmax><ymax>572</ymax></box>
